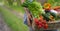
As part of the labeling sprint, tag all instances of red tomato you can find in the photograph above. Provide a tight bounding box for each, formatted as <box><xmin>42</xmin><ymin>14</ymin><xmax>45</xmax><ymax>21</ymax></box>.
<box><xmin>34</xmin><ymin>18</ymin><xmax>39</xmax><ymax>25</ymax></box>
<box><xmin>39</xmin><ymin>22</ymin><xmax>42</xmax><ymax>24</ymax></box>
<box><xmin>42</xmin><ymin>20</ymin><xmax>46</xmax><ymax>24</ymax></box>
<box><xmin>38</xmin><ymin>25</ymin><xmax>42</xmax><ymax>29</ymax></box>
<box><xmin>34</xmin><ymin>18</ymin><xmax>38</xmax><ymax>22</ymax></box>
<box><xmin>44</xmin><ymin>24</ymin><xmax>48</xmax><ymax>29</ymax></box>
<box><xmin>36</xmin><ymin>22</ymin><xmax>39</xmax><ymax>25</ymax></box>
<box><xmin>39</xmin><ymin>22</ymin><xmax>44</xmax><ymax>27</ymax></box>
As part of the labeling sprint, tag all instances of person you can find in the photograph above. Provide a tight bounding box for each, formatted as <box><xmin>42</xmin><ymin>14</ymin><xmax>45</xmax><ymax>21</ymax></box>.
<box><xmin>24</xmin><ymin>7</ymin><xmax>33</xmax><ymax>31</ymax></box>
<box><xmin>22</xmin><ymin>0</ymin><xmax>34</xmax><ymax>31</ymax></box>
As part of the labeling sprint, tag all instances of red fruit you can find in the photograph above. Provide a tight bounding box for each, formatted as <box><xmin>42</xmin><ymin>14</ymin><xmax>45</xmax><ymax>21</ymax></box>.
<box><xmin>34</xmin><ymin>18</ymin><xmax>39</xmax><ymax>25</ymax></box>
<box><xmin>39</xmin><ymin>22</ymin><xmax>44</xmax><ymax>27</ymax></box>
<box><xmin>35</xmin><ymin>22</ymin><xmax>39</xmax><ymax>25</ymax></box>
<box><xmin>34</xmin><ymin>18</ymin><xmax>39</xmax><ymax>23</ymax></box>
<box><xmin>44</xmin><ymin>24</ymin><xmax>48</xmax><ymax>29</ymax></box>
<box><xmin>34</xmin><ymin>18</ymin><xmax>38</xmax><ymax>22</ymax></box>
<box><xmin>39</xmin><ymin>22</ymin><xmax>42</xmax><ymax>25</ymax></box>
<box><xmin>38</xmin><ymin>25</ymin><xmax>42</xmax><ymax>29</ymax></box>
<box><xmin>42</xmin><ymin>20</ymin><xmax>46</xmax><ymax>24</ymax></box>
<box><xmin>38</xmin><ymin>22</ymin><xmax>43</xmax><ymax>29</ymax></box>
<box><xmin>42</xmin><ymin>24</ymin><xmax>44</xmax><ymax>27</ymax></box>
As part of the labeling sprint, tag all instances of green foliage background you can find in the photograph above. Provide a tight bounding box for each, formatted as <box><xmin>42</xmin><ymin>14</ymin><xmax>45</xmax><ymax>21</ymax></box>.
<box><xmin>47</xmin><ymin>0</ymin><xmax>60</xmax><ymax>7</ymax></box>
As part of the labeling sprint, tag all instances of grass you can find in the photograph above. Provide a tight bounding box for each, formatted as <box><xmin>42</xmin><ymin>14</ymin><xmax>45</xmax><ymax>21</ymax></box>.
<box><xmin>5</xmin><ymin>3</ymin><xmax>25</xmax><ymax>14</ymax></box>
<box><xmin>4</xmin><ymin>2</ymin><xmax>25</xmax><ymax>14</ymax></box>
<box><xmin>10</xmin><ymin>6</ymin><xmax>25</xmax><ymax>14</ymax></box>
<box><xmin>0</xmin><ymin>7</ymin><xmax>28</xmax><ymax>31</ymax></box>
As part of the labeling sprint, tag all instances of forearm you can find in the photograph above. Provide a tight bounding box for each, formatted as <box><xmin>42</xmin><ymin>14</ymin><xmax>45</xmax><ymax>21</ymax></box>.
<box><xmin>27</xmin><ymin>17</ymin><xmax>31</xmax><ymax>26</ymax></box>
<box><xmin>32</xmin><ymin>18</ymin><xmax>35</xmax><ymax>31</ymax></box>
<box><xmin>24</xmin><ymin>7</ymin><xmax>32</xmax><ymax>26</ymax></box>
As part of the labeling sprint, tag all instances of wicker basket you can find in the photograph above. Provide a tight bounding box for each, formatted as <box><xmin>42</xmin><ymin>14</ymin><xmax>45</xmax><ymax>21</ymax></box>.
<box><xmin>34</xmin><ymin>20</ymin><xmax>60</xmax><ymax>31</ymax></box>
<box><xmin>47</xmin><ymin>20</ymin><xmax>60</xmax><ymax>29</ymax></box>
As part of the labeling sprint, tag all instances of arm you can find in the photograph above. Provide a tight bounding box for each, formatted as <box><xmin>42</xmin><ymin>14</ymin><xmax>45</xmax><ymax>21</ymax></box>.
<box><xmin>32</xmin><ymin>18</ymin><xmax>35</xmax><ymax>31</ymax></box>
<box><xmin>24</xmin><ymin>7</ymin><xmax>32</xmax><ymax>26</ymax></box>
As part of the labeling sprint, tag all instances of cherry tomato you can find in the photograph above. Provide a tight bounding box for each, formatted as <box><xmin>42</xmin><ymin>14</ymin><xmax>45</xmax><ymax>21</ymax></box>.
<box><xmin>44</xmin><ymin>24</ymin><xmax>48</xmax><ymax>29</ymax></box>
<box><xmin>38</xmin><ymin>25</ymin><xmax>42</xmax><ymax>29</ymax></box>
<box><xmin>34</xmin><ymin>18</ymin><xmax>39</xmax><ymax>25</ymax></box>
<box><xmin>42</xmin><ymin>20</ymin><xmax>46</xmax><ymax>24</ymax></box>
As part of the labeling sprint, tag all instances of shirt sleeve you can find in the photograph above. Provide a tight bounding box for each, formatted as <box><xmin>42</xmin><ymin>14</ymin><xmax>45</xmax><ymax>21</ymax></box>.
<box><xmin>24</xmin><ymin>13</ymin><xmax>28</xmax><ymax>25</ymax></box>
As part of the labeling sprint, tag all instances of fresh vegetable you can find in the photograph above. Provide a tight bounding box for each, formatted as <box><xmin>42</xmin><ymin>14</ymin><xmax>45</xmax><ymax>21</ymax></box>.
<box><xmin>22</xmin><ymin>1</ymin><xmax>32</xmax><ymax>8</ymax></box>
<box><xmin>44</xmin><ymin>3</ymin><xmax>51</xmax><ymax>10</ymax></box>
<box><xmin>42</xmin><ymin>13</ymin><xmax>51</xmax><ymax>21</ymax></box>
<box><xmin>34</xmin><ymin>16</ymin><xmax>48</xmax><ymax>29</ymax></box>
<box><xmin>34</xmin><ymin>18</ymin><xmax>39</xmax><ymax>25</ymax></box>
<box><xmin>50</xmin><ymin>12</ymin><xmax>57</xmax><ymax>19</ymax></box>
<box><xmin>43</xmin><ymin>24</ymin><xmax>48</xmax><ymax>29</ymax></box>
<box><xmin>22</xmin><ymin>1</ymin><xmax>45</xmax><ymax>18</ymax></box>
